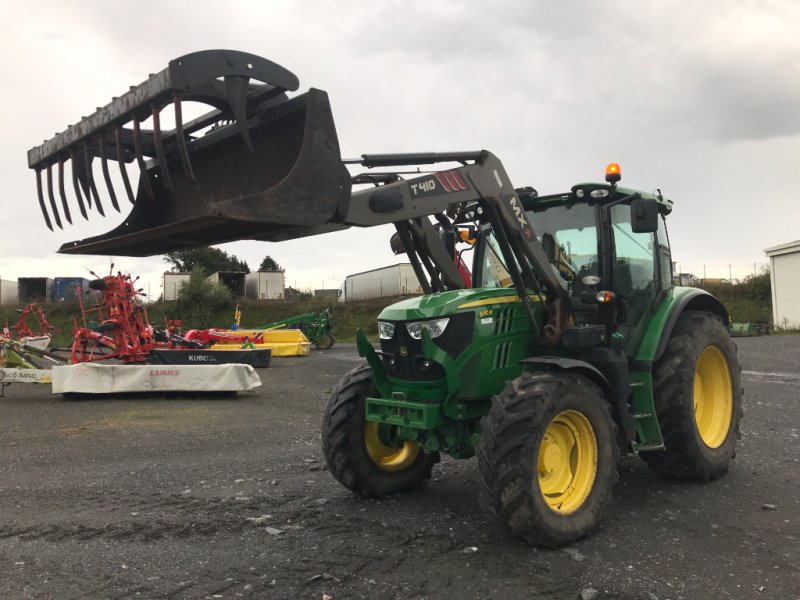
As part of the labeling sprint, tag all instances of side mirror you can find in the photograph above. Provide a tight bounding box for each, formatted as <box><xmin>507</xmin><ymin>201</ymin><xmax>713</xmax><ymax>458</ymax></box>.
<box><xmin>630</xmin><ymin>197</ymin><xmax>659</xmax><ymax>233</ymax></box>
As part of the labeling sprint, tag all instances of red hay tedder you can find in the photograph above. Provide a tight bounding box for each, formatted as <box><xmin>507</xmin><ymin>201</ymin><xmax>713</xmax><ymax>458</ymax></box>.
<box><xmin>3</xmin><ymin>303</ymin><xmax>54</xmax><ymax>341</ymax></box>
<box><xmin>71</xmin><ymin>266</ymin><xmax>156</xmax><ymax>364</ymax></box>
<box><xmin>70</xmin><ymin>266</ymin><xmax>261</xmax><ymax>365</ymax></box>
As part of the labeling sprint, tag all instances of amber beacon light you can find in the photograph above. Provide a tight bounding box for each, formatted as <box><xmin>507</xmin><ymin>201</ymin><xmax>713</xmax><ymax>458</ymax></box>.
<box><xmin>605</xmin><ymin>162</ymin><xmax>621</xmax><ymax>184</ymax></box>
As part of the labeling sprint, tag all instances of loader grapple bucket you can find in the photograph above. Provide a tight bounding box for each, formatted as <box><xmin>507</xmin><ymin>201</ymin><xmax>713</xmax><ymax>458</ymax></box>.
<box><xmin>27</xmin><ymin>50</ymin><xmax>352</xmax><ymax>256</ymax></box>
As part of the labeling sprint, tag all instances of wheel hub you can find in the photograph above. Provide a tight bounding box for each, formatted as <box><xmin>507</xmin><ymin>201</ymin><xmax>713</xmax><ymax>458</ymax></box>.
<box><xmin>540</xmin><ymin>437</ymin><xmax>564</xmax><ymax>474</ymax></box>
<box><xmin>364</xmin><ymin>421</ymin><xmax>420</xmax><ymax>472</ymax></box>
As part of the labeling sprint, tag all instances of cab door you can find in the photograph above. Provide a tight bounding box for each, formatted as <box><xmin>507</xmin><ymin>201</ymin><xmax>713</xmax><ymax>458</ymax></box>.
<box><xmin>608</xmin><ymin>203</ymin><xmax>670</xmax><ymax>355</ymax></box>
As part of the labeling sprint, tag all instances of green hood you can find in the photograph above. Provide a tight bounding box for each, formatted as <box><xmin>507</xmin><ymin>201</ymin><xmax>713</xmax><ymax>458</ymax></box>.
<box><xmin>378</xmin><ymin>288</ymin><xmax>543</xmax><ymax>321</ymax></box>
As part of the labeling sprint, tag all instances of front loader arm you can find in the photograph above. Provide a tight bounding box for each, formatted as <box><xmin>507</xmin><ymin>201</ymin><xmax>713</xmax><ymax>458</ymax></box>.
<box><xmin>342</xmin><ymin>152</ymin><xmax>567</xmax><ymax>302</ymax></box>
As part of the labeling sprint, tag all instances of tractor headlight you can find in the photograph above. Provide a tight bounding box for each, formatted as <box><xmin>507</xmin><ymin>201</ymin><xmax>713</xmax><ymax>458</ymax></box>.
<box><xmin>378</xmin><ymin>321</ymin><xmax>396</xmax><ymax>340</ymax></box>
<box><xmin>405</xmin><ymin>318</ymin><xmax>450</xmax><ymax>340</ymax></box>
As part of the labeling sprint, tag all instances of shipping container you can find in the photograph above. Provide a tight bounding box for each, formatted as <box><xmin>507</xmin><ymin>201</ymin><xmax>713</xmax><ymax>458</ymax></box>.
<box><xmin>206</xmin><ymin>271</ymin><xmax>246</xmax><ymax>297</ymax></box>
<box><xmin>162</xmin><ymin>272</ymin><xmax>191</xmax><ymax>301</ymax></box>
<box><xmin>245</xmin><ymin>271</ymin><xmax>285</xmax><ymax>300</ymax></box>
<box><xmin>314</xmin><ymin>288</ymin><xmax>339</xmax><ymax>299</ymax></box>
<box><xmin>53</xmin><ymin>277</ymin><xmax>91</xmax><ymax>303</ymax></box>
<box><xmin>340</xmin><ymin>264</ymin><xmax>422</xmax><ymax>302</ymax></box>
<box><xmin>18</xmin><ymin>277</ymin><xmax>53</xmax><ymax>302</ymax></box>
<box><xmin>0</xmin><ymin>278</ymin><xmax>18</xmax><ymax>305</ymax></box>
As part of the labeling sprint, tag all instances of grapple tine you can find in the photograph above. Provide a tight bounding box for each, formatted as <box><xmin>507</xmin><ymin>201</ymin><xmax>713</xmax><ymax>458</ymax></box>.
<box><xmin>151</xmin><ymin>106</ymin><xmax>174</xmax><ymax>193</ymax></box>
<box><xmin>45</xmin><ymin>164</ymin><xmax>63</xmax><ymax>229</ymax></box>
<box><xmin>115</xmin><ymin>127</ymin><xmax>136</xmax><ymax>204</ymax></box>
<box><xmin>172</xmin><ymin>97</ymin><xmax>196</xmax><ymax>184</ymax></box>
<box><xmin>83</xmin><ymin>144</ymin><xmax>105</xmax><ymax>217</ymax></box>
<box><xmin>224</xmin><ymin>75</ymin><xmax>254</xmax><ymax>153</ymax></box>
<box><xmin>35</xmin><ymin>169</ymin><xmax>54</xmax><ymax>231</ymax></box>
<box><xmin>74</xmin><ymin>147</ymin><xmax>92</xmax><ymax>208</ymax></box>
<box><xmin>98</xmin><ymin>136</ymin><xmax>121</xmax><ymax>212</ymax></box>
<box><xmin>69</xmin><ymin>150</ymin><xmax>89</xmax><ymax>220</ymax></box>
<box><xmin>57</xmin><ymin>159</ymin><xmax>73</xmax><ymax>224</ymax></box>
<box><xmin>132</xmin><ymin>118</ymin><xmax>156</xmax><ymax>199</ymax></box>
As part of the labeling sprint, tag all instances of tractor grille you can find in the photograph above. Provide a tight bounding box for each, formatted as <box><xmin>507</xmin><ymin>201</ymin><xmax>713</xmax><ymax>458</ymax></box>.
<box><xmin>380</xmin><ymin>327</ymin><xmax>444</xmax><ymax>381</ymax></box>
<box><xmin>379</xmin><ymin>312</ymin><xmax>475</xmax><ymax>382</ymax></box>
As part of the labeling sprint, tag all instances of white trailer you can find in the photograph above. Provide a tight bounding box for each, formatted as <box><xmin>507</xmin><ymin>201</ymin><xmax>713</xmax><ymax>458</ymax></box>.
<box><xmin>245</xmin><ymin>271</ymin><xmax>285</xmax><ymax>300</ymax></box>
<box><xmin>162</xmin><ymin>272</ymin><xmax>191</xmax><ymax>301</ymax></box>
<box><xmin>0</xmin><ymin>278</ymin><xmax>18</xmax><ymax>305</ymax></box>
<box><xmin>340</xmin><ymin>263</ymin><xmax>422</xmax><ymax>302</ymax></box>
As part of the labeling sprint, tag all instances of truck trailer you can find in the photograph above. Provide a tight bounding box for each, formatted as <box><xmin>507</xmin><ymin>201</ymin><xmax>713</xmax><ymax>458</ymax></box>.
<box><xmin>0</xmin><ymin>279</ymin><xmax>18</xmax><ymax>305</ymax></box>
<box><xmin>17</xmin><ymin>278</ymin><xmax>53</xmax><ymax>302</ymax></box>
<box><xmin>339</xmin><ymin>263</ymin><xmax>422</xmax><ymax>302</ymax></box>
<box><xmin>245</xmin><ymin>271</ymin><xmax>285</xmax><ymax>300</ymax></box>
<box><xmin>162</xmin><ymin>272</ymin><xmax>190</xmax><ymax>302</ymax></box>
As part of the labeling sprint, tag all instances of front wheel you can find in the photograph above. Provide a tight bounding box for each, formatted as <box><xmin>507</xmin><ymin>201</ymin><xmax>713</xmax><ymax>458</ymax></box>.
<box><xmin>321</xmin><ymin>362</ymin><xmax>439</xmax><ymax>496</ymax></box>
<box><xmin>641</xmin><ymin>311</ymin><xmax>743</xmax><ymax>480</ymax></box>
<box><xmin>476</xmin><ymin>371</ymin><xmax>618</xmax><ymax>546</ymax></box>
<box><xmin>315</xmin><ymin>333</ymin><xmax>335</xmax><ymax>350</ymax></box>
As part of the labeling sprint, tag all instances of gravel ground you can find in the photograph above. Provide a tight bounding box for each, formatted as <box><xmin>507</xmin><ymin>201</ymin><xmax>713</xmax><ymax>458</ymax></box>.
<box><xmin>1</xmin><ymin>335</ymin><xmax>799</xmax><ymax>599</ymax></box>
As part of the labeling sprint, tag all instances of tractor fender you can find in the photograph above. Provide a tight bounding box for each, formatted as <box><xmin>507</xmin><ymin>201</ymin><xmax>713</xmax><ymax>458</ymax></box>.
<box><xmin>651</xmin><ymin>288</ymin><xmax>729</xmax><ymax>363</ymax></box>
<box><xmin>519</xmin><ymin>356</ymin><xmax>634</xmax><ymax>448</ymax></box>
<box><xmin>520</xmin><ymin>356</ymin><xmax>613</xmax><ymax>397</ymax></box>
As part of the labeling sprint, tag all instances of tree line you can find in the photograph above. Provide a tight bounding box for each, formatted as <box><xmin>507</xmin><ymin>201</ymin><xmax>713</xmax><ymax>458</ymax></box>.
<box><xmin>164</xmin><ymin>248</ymin><xmax>282</xmax><ymax>273</ymax></box>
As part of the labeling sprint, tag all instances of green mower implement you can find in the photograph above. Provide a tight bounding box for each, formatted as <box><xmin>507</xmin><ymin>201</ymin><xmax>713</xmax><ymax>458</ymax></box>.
<box><xmin>0</xmin><ymin>338</ymin><xmax>63</xmax><ymax>396</ymax></box>
<box><xmin>257</xmin><ymin>308</ymin><xmax>334</xmax><ymax>350</ymax></box>
<box><xmin>28</xmin><ymin>50</ymin><xmax>742</xmax><ymax>546</ymax></box>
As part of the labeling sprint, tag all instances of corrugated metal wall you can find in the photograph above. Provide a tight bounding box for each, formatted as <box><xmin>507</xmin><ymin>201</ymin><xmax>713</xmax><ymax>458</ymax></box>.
<box><xmin>771</xmin><ymin>251</ymin><xmax>800</xmax><ymax>329</ymax></box>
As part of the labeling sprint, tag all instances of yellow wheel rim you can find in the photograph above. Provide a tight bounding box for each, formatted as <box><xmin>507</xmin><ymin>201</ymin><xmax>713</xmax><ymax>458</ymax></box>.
<box><xmin>537</xmin><ymin>410</ymin><xmax>598</xmax><ymax>515</ymax></box>
<box><xmin>694</xmin><ymin>346</ymin><xmax>733</xmax><ymax>448</ymax></box>
<box><xmin>364</xmin><ymin>422</ymin><xmax>420</xmax><ymax>472</ymax></box>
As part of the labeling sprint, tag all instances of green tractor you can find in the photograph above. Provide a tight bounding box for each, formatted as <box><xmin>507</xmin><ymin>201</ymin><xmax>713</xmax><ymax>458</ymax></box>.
<box><xmin>27</xmin><ymin>50</ymin><xmax>742</xmax><ymax>546</ymax></box>
<box><xmin>321</xmin><ymin>169</ymin><xmax>742</xmax><ymax>545</ymax></box>
<box><xmin>256</xmin><ymin>308</ymin><xmax>335</xmax><ymax>350</ymax></box>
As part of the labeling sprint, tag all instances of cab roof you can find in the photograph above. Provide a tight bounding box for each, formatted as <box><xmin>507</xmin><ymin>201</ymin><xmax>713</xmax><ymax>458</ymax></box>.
<box><xmin>525</xmin><ymin>183</ymin><xmax>673</xmax><ymax>215</ymax></box>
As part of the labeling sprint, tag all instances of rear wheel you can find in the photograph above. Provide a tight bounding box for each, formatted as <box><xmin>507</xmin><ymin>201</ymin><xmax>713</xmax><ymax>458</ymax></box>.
<box><xmin>476</xmin><ymin>371</ymin><xmax>618</xmax><ymax>546</ymax></box>
<box><xmin>316</xmin><ymin>333</ymin><xmax>335</xmax><ymax>350</ymax></box>
<box><xmin>641</xmin><ymin>311</ymin><xmax>743</xmax><ymax>480</ymax></box>
<box><xmin>321</xmin><ymin>362</ymin><xmax>439</xmax><ymax>496</ymax></box>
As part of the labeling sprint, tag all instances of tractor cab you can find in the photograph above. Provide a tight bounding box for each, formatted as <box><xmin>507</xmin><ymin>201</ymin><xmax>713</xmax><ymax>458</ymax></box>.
<box><xmin>472</xmin><ymin>165</ymin><xmax>673</xmax><ymax>358</ymax></box>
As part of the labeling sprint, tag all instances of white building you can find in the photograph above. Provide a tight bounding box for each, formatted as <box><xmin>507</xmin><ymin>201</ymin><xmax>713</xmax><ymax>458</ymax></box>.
<box><xmin>765</xmin><ymin>240</ymin><xmax>800</xmax><ymax>330</ymax></box>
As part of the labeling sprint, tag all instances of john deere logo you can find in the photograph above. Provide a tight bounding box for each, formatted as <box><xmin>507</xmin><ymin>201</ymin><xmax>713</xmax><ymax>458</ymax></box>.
<box><xmin>399</xmin><ymin>346</ymin><xmax>408</xmax><ymax>357</ymax></box>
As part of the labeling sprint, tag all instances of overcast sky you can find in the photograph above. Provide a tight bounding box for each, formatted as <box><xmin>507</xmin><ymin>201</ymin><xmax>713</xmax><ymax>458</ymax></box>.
<box><xmin>1</xmin><ymin>0</ymin><xmax>797</xmax><ymax>298</ymax></box>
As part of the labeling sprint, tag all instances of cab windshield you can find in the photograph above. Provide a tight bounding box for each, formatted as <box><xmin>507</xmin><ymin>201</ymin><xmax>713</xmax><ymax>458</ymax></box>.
<box><xmin>477</xmin><ymin>200</ymin><xmax>599</xmax><ymax>291</ymax></box>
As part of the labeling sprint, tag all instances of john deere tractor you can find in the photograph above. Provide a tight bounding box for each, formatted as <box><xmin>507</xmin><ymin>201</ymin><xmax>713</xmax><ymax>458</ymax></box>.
<box><xmin>28</xmin><ymin>50</ymin><xmax>742</xmax><ymax>546</ymax></box>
